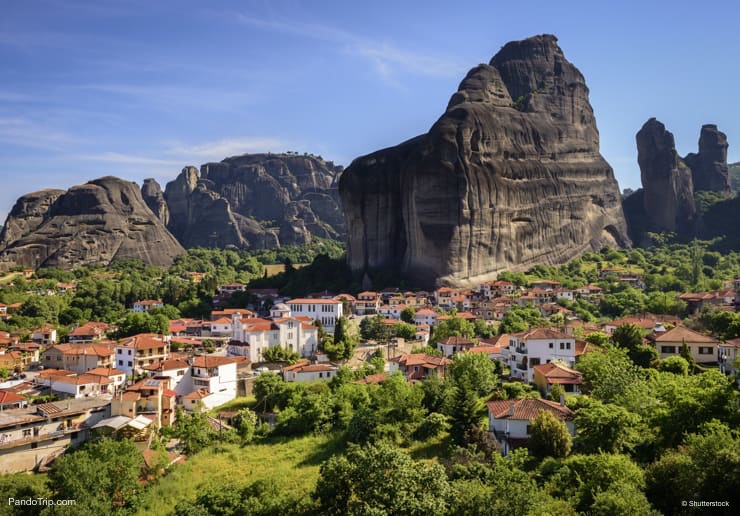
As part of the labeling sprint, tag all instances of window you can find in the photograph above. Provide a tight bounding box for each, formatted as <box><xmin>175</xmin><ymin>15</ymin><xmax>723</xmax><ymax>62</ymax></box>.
<box><xmin>127</xmin><ymin>350</ymin><xmax>132</xmax><ymax>356</ymax></box>
<box><xmin>699</xmin><ymin>347</ymin><xmax>713</xmax><ymax>355</ymax></box>
<box><xmin>23</xmin><ymin>429</ymin><xmax>31</xmax><ymax>437</ymax></box>
<box><xmin>127</xmin><ymin>361</ymin><xmax>132</xmax><ymax>367</ymax></box>
<box><xmin>549</xmin><ymin>342</ymin><xmax>553</xmax><ymax>349</ymax></box>
<box><xmin>559</xmin><ymin>342</ymin><xmax>565</xmax><ymax>350</ymax></box>
<box><xmin>661</xmin><ymin>346</ymin><xmax>676</xmax><ymax>354</ymax></box>
<box><xmin>566</xmin><ymin>342</ymin><xmax>571</xmax><ymax>350</ymax></box>
<box><xmin>117</xmin><ymin>349</ymin><xmax>122</xmax><ymax>354</ymax></box>
<box><xmin>177</xmin><ymin>370</ymin><xmax>184</xmax><ymax>376</ymax></box>
<box><xmin>526</xmin><ymin>424</ymin><xmax>532</xmax><ymax>435</ymax></box>
<box><xmin>118</xmin><ymin>360</ymin><xmax>123</xmax><ymax>366</ymax></box>
<box><xmin>319</xmin><ymin>372</ymin><xmax>323</xmax><ymax>378</ymax></box>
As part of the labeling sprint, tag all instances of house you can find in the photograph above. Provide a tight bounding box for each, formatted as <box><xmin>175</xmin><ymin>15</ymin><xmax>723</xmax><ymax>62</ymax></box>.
<box><xmin>115</xmin><ymin>334</ymin><xmax>169</xmax><ymax>378</ymax></box>
<box><xmin>142</xmin><ymin>359</ymin><xmax>192</xmax><ymax>395</ymax></box>
<box><xmin>86</xmin><ymin>367</ymin><xmax>127</xmax><ymax>392</ymax></box>
<box><xmin>469</xmin><ymin>335</ymin><xmax>509</xmax><ymax>362</ymax></box>
<box><xmin>388</xmin><ymin>354</ymin><xmax>452</xmax><ymax>380</ymax></box>
<box><xmin>282</xmin><ymin>360</ymin><xmax>339</xmax><ymax>382</ymax></box>
<box><xmin>286</xmin><ymin>298</ymin><xmax>343</xmax><ymax>331</ymax></box>
<box><xmin>218</xmin><ymin>283</ymin><xmax>247</xmax><ymax>296</ymax></box>
<box><xmin>719</xmin><ymin>338</ymin><xmax>740</xmax><ymax>378</ymax></box>
<box><xmin>529</xmin><ymin>279</ymin><xmax>561</xmax><ymax>291</ymax></box>
<box><xmin>434</xmin><ymin>288</ymin><xmax>457</xmax><ymax>309</ymax></box>
<box><xmin>647</xmin><ymin>326</ymin><xmax>719</xmax><ymax>364</ymax></box>
<box><xmin>186</xmin><ymin>356</ymin><xmax>245</xmax><ymax>410</ymax></box>
<box><xmin>0</xmin><ymin>351</ymin><xmax>27</xmax><ymax>373</ymax></box>
<box><xmin>487</xmin><ymin>398</ymin><xmax>575</xmax><ymax>455</ymax></box>
<box><xmin>203</xmin><ymin>317</ymin><xmax>233</xmax><ymax>337</ymax></box>
<box><xmin>111</xmin><ymin>378</ymin><xmax>175</xmax><ymax>427</ymax></box>
<box><xmin>679</xmin><ymin>291</ymin><xmax>735</xmax><ymax>314</ymax></box>
<box><xmin>414</xmin><ymin>308</ymin><xmax>438</xmax><ymax>327</ymax></box>
<box><xmin>211</xmin><ymin>308</ymin><xmax>254</xmax><ymax>321</ymax></box>
<box><xmin>602</xmin><ymin>314</ymin><xmax>680</xmax><ymax>335</ymax></box>
<box><xmin>229</xmin><ymin>313</ymin><xmax>318</xmax><ymax>363</ymax></box>
<box><xmin>7</xmin><ymin>343</ymin><xmax>42</xmax><ymax>364</ymax></box>
<box><xmin>532</xmin><ymin>362</ymin><xmax>583</xmax><ymax>396</ymax></box>
<box><xmin>68</xmin><ymin>321</ymin><xmax>110</xmax><ymax>343</ymax></box>
<box><xmin>576</xmin><ymin>284</ymin><xmax>603</xmax><ymax>300</ymax></box>
<box><xmin>507</xmin><ymin>328</ymin><xmax>577</xmax><ymax>383</ymax></box>
<box><xmin>132</xmin><ymin>299</ymin><xmax>164</xmax><ymax>313</ymax></box>
<box><xmin>30</xmin><ymin>324</ymin><xmax>57</xmax><ymax>346</ymax></box>
<box><xmin>437</xmin><ymin>336</ymin><xmax>475</xmax><ymax>358</ymax></box>
<box><xmin>0</xmin><ymin>389</ymin><xmax>28</xmax><ymax>410</ymax></box>
<box><xmin>0</xmin><ymin>397</ymin><xmax>111</xmax><ymax>474</ymax></box>
<box><xmin>49</xmin><ymin>374</ymin><xmax>114</xmax><ymax>399</ymax></box>
<box><xmin>41</xmin><ymin>344</ymin><xmax>116</xmax><ymax>374</ymax></box>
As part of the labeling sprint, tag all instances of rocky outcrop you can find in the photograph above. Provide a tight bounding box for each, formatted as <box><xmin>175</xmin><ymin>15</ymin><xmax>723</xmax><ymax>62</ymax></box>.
<box><xmin>0</xmin><ymin>177</ymin><xmax>185</xmax><ymax>269</ymax></box>
<box><xmin>635</xmin><ymin>118</ymin><xmax>696</xmax><ymax>233</ymax></box>
<box><xmin>683</xmin><ymin>124</ymin><xmax>731</xmax><ymax>193</ymax></box>
<box><xmin>340</xmin><ymin>34</ymin><xmax>630</xmax><ymax>287</ymax></box>
<box><xmin>0</xmin><ymin>189</ymin><xmax>65</xmax><ymax>250</ymax></box>
<box><xmin>164</xmin><ymin>154</ymin><xmax>344</xmax><ymax>249</ymax></box>
<box><xmin>141</xmin><ymin>178</ymin><xmax>169</xmax><ymax>226</ymax></box>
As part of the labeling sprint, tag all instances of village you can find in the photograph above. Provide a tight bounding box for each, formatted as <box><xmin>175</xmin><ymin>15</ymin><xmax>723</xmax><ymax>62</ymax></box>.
<box><xmin>1</xmin><ymin>264</ymin><xmax>739</xmax><ymax>478</ymax></box>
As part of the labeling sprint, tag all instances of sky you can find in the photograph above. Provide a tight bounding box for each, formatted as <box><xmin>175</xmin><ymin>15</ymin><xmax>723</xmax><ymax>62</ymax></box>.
<box><xmin>2</xmin><ymin>0</ymin><xmax>739</xmax><ymax>221</ymax></box>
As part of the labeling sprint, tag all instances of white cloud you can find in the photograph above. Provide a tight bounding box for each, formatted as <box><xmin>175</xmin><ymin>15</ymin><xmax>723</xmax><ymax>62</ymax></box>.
<box><xmin>168</xmin><ymin>137</ymin><xmax>289</xmax><ymax>160</ymax></box>
<box><xmin>77</xmin><ymin>152</ymin><xmax>182</xmax><ymax>167</ymax></box>
<box><xmin>0</xmin><ymin>117</ymin><xmax>80</xmax><ymax>150</ymax></box>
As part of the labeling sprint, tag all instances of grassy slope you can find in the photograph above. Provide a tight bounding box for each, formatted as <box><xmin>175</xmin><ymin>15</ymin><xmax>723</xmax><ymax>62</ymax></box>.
<box><xmin>136</xmin><ymin>433</ymin><xmax>345</xmax><ymax>515</ymax></box>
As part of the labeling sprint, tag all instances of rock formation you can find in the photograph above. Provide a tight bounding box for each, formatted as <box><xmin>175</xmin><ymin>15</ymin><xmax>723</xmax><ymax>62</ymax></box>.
<box><xmin>0</xmin><ymin>177</ymin><xmax>184</xmax><ymax>269</ymax></box>
<box><xmin>635</xmin><ymin>118</ymin><xmax>696</xmax><ymax>233</ymax></box>
<box><xmin>164</xmin><ymin>154</ymin><xmax>344</xmax><ymax>249</ymax></box>
<box><xmin>340</xmin><ymin>34</ymin><xmax>630</xmax><ymax>287</ymax></box>
<box><xmin>141</xmin><ymin>178</ymin><xmax>169</xmax><ymax>226</ymax></box>
<box><xmin>0</xmin><ymin>189</ymin><xmax>65</xmax><ymax>249</ymax></box>
<box><xmin>683</xmin><ymin>124</ymin><xmax>731</xmax><ymax>193</ymax></box>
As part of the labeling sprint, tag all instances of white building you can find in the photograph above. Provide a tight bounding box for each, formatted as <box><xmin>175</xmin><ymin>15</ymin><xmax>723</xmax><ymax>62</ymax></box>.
<box><xmin>414</xmin><ymin>309</ymin><xmax>437</xmax><ymax>327</ymax></box>
<box><xmin>286</xmin><ymin>298</ymin><xmax>343</xmax><ymax>332</ymax></box>
<box><xmin>487</xmin><ymin>398</ymin><xmax>575</xmax><ymax>455</ymax></box>
<box><xmin>114</xmin><ymin>334</ymin><xmax>169</xmax><ymax>378</ymax></box>
<box><xmin>281</xmin><ymin>361</ymin><xmax>338</xmax><ymax>382</ymax></box>
<box><xmin>132</xmin><ymin>299</ymin><xmax>163</xmax><ymax>313</ymax></box>
<box><xmin>49</xmin><ymin>374</ymin><xmax>114</xmax><ymax>399</ymax></box>
<box><xmin>507</xmin><ymin>328</ymin><xmax>577</xmax><ymax>383</ymax></box>
<box><xmin>142</xmin><ymin>358</ymin><xmax>192</xmax><ymax>396</ymax></box>
<box><xmin>187</xmin><ymin>356</ymin><xmax>243</xmax><ymax>409</ymax></box>
<box><xmin>229</xmin><ymin>313</ymin><xmax>318</xmax><ymax>363</ymax></box>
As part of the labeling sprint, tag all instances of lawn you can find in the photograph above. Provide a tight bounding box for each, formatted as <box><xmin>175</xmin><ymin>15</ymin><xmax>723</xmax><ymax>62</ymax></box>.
<box><xmin>136</xmin><ymin>433</ymin><xmax>345</xmax><ymax>515</ymax></box>
<box><xmin>262</xmin><ymin>263</ymin><xmax>308</xmax><ymax>277</ymax></box>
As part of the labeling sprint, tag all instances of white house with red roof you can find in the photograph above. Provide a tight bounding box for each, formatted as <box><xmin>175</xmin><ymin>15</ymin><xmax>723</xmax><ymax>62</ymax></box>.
<box><xmin>532</xmin><ymin>362</ymin><xmax>582</xmax><ymax>396</ymax></box>
<box><xmin>68</xmin><ymin>321</ymin><xmax>111</xmax><ymax>343</ymax></box>
<box><xmin>49</xmin><ymin>373</ymin><xmax>114</xmax><ymax>399</ymax></box>
<box><xmin>282</xmin><ymin>360</ymin><xmax>339</xmax><ymax>382</ymax></box>
<box><xmin>142</xmin><ymin>358</ymin><xmax>192</xmax><ymax>395</ymax></box>
<box><xmin>229</xmin><ymin>312</ymin><xmax>319</xmax><ymax>363</ymax></box>
<box><xmin>187</xmin><ymin>356</ymin><xmax>245</xmax><ymax>409</ymax></box>
<box><xmin>388</xmin><ymin>354</ymin><xmax>452</xmax><ymax>380</ymax></box>
<box><xmin>132</xmin><ymin>299</ymin><xmax>164</xmax><ymax>313</ymax></box>
<box><xmin>487</xmin><ymin>398</ymin><xmax>575</xmax><ymax>455</ymax></box>
<box><xmin>647</xmin><ymin>326</ymin><xmax>719</xmax><ymax>364</ymax></box>
<box><xmin>414</xmin><ymin>308</ymin><xmax>438</xmax><ymax>327</ymax></box>
<box><xmin>355</xmin><ymin>292</ymin><xmax>381</xmax><ymax>315</ymax></box>
<box><xmin>114</xmin><ymin>334</ymin><xmax>169</xmax><ymax>378</ymax></box>
<box><xmin>437</xmin><ymin>336</ymin><xmax>476</xmax><ymax>358</ymax></box>
<box><xmin>507</xmin><ymin>328</ymin><xmax>578</xmax><ymax>383</ymax></box>
<box><xmin>286</xmin><ymin>298</ymin><xmax>343</xmax><ymax>331</ymax></box>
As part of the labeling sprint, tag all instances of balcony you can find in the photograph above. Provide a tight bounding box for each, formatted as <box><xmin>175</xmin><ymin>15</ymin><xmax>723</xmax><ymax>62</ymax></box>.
<box><xmin>515</xmin><ymin>347</ymin><xmax>528</xmax><ymax>354</ymax></box>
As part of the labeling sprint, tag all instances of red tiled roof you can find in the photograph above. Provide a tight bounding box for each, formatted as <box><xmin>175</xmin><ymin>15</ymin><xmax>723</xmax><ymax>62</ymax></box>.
<box><xmin>191</xmin><ymin>355</ymin><xmax>245</xmax><ymax>368</ymax></box>
<box><xmin>86</xmin><ymin>367</ymin><xmax>125</xmax><ymax>377</ymax></box>
<box><xmin>183</xmin><ymin>389</ymin><xmax>210</xmax><ymax>400</ymax></box>
<box><xmin>652</xmin><ymin>326</ymin><xmax>718</xmax><ymax>344</ymax></box>
<box><xmin>487</xmin><ymin>398</ymin><xmax>574</xmax><ymax>421</ymax></box>
<box><xmin>513</xmin><ymin>328</ymin><xmax>571</xmax><ymax>340</ymax></box>
<box><xmin>354</xmin><ymin>373</ymin><xmax>387</xmax><ymax>384</ymax></box>
<box><xmin>142</xmin><ymin>359</ymin><xmax>190</xmax><ymax>372</ymax></box>
<box><xmin>287</xmin><ymin>298</ymin><xmax>341</xmax><ymax>305</ymax></box>
<box><xmin>50</xmin><ymin>374</ymin><xmax>113</xmax><ymax>385</ymax></box>
<box><xmin>438</xmin><ymin>336</ymin><xmax>474</xmax><ymax>346</ymax></box>
<box><xmin>118</xmin><ymin>334</ymin><xmax>167</xmax><ymax>350</ymax></box>
<box><xmin>532</xmin><ymin>362</ymin><xmax>582</xmax><ymax>384</ymax></box>
<box><xmin>396</xmin><ymin>354</ymin><xmax>452</xmax><ymax>368</ymax></box>
<box><xmin>0</xmin><ymin>390</ymin><xmax>26</xmax><ymax>404</ymax></box>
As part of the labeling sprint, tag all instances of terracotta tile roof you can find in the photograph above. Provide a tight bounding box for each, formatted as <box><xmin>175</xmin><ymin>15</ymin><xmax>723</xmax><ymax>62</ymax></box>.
<box><xmin>51</xmin><ymin>374</ymin><xmax>113</xmax><ymax>385</ymax></box>
<box><xmin>142</xmin><ymin>359</ymin><xmax>190</xmax><ymax>372</ymax></box>
<box><xmin>86</xmin><ymin>367</ymin><xmax>125</xmax><ymax>377</ymax></box>
<box><xmin>191</xmin><ymin>355</ymin><xmax>245</xmax><ymax>368</ymax></box>
<box><xmin>0</xmin><ymin>390</ymin><xmax>26</xmax><ymax>404</ymax></box>
<box><xmin>415</xmin><ymin>309</ymin><xmax>436</xmax><ymax>316</ymax></box>
<box><xmin>479</xmin><ymin>334</ymin><xmax>510</xmax><ymax>347</ymax></box>
<box><xmin>183</xmin><ymin>389</ymin><xmax>210</xmax><ymax>400</ymax></box>
<box><xmin>652</xmin><ymin>326</ymin><xmax>718</xmax><ymax>344</ymax></box>
<box><xmin>37</xmin><ymin>369</ymin><xmax>76</xmax><ymax>379</ymax></box>
<box><xmin>117</xmin><ymin>334</ymin><xmax>167</xmax><ymax>350</ymax></box>
<box><xmin>532</xmin><ymin>362</ymin><xmax>582</xmax><ymax>384</ymax></box>
<box><xmin>280</xmin><ymin>359</ymin><xmax>311</xmax><ymax>372</ymax></box>
<box><xmin>513</xmin><ymin>328</ymin><xmax>572</xmax><ymax>340</ymax></box>
<box><xmin>287</xmin><ymin>298</ymin><xmax>341</xmax><ymax>305</ymax></box>
<box><xmin>354</xmin><ymin>373</ymin><xmax>387</xmax><ymax>384</ymax></box>
<box><xmin>396</xmin><ymin>353</ymin><xmax>452</xmax><ymax>368</ymax></box>
<box><xmin>438</xmin><ymin>336</ymin><xmax>474</xmax><ymax>346</ymax></box>
<box><xmin>121</xmin><ymin>391</ymin><xmax>140</xmax><ymax>401</ymax></box>
<box><xmin>284</xmin><ymin>363</ymin><xmax>337</xmax><ymax>373</ymax></box>
<box><xmin>487</xmin><ymin>398</ymin><xmax>574</xmax><ymax>421</ymax></box>
<box><xmin>467</xmin><ymin>345</ymin><xmax>505</xmax><ymax>354</ymax></box>
<box><xmin>723</xmin><ymin>338</ymin><xmax>740</xmax><ymax>348</ymax></box>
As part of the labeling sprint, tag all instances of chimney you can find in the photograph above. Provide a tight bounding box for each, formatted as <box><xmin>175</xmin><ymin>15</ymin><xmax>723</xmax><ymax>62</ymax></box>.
<box><xmin>508</xmin><ymin>402</ymin><xmax>515</xmax><ymax>416</ymax></box>
<box><xmin>560</xmin><ymin>394</ymin><xmax>566</xmax><ymax>407</ymax></box>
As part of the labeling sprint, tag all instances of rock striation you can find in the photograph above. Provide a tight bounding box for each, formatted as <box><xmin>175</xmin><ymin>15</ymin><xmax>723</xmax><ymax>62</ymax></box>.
<box><xmin>340</xmin><ymin>34</ymin><xmax>630</xmax><ymax>287</ymax></box>
<box><xmin>635</xmin><ymin>118</ymin><xmax>696</xmax><ymax>233</ymax></box>
<box><xmin>0</xmin><ymin>177</ymin><xmax>185</xmax><ymax>269</ymax></box>
<box><xmin>164</xmin><ymin>154</ymin><xmax>345</xmax><ymax>249</ymax></box>
<box><xmin>141</xmin><ymin>178</ymin><xmax>170</xmax><ymax>226</ymax></box>
<box><xmin>683</xmin><ymin>124</ymin><xmax>731</xmax><ymax>194</ymax></box>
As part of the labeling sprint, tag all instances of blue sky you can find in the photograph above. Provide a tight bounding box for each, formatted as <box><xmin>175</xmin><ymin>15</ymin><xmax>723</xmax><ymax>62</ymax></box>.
<box><xmin>2</xmin><ymin>0</ymin><xmax>739</xmax><ymax>221</ymax></box>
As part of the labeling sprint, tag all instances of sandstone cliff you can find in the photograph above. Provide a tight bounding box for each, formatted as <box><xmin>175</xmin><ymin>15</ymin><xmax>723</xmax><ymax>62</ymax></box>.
<box><xmin>164</xmin><ymin>154</ymin><xmax>344</xmax><ymax>249</ymax></box>
<box><xmin>141</xmin><ymin>178</ymin><xmax>170</xmax><ymax>226</ymax></box>
<box><xmin>635</xmin><ymin>118</ymin><xmax>696</xmax><ymax>234</ymax></box>
<box><xmin>683</xmin><ymin>124</ymin><xmax>731</xmax><ymax>194</ymax></box>
<box><xmin>340</xmin><ymin>34</ymin><xmax>630</xmax><ymax>287</ymax></box>
<box><xmin>0</xmin><ymin>189</ymin><xmax>65</xmax><ymax>250</ymax></box>
<box><xmin>0</xmin><ymin>177</ymin><xmax>185</xmax><ymax>269</ymax></box>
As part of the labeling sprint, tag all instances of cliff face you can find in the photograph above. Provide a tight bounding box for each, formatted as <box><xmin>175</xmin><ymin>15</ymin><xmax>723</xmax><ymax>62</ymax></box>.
<box><xmin>141</xmin><ymin>178</ymin><xmax>170</xmax><ymax>226</ymax></box>
<box><xmin>683</xmin><ymin>124</ymin><xmax>731</xmax><ymax>193</ymax></box>
<box><xmin>0</xmin><ymin>177</ymin><xmax>184</xmax><ymax>269</ymax></box>
<box><xmin>164</xmin><ymin>154</ymin><xmax>344</xmax><ymax>249</ymax></box>
<box><xmin>340</xmin><ymin>34</ymin><xmax>630</xmax><ymax>287</ymax></box>
<box><xmin>0</xmin><ymin>189</ymin><xmax>65</xmax><ymax>250</ymax></box>
<box><xmin>635</xmin><ymin>118</ymin><xmax>696</xmax><ymax>233</ymax></box>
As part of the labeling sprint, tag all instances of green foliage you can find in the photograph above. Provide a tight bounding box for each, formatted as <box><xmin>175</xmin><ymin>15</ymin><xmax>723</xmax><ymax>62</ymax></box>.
<box><xmin>261</xmin><ymin>345</ymin><xmax>299</xmax><ymax>364</ymax></box>
<box><xmin>232</xmin><ymin>408</ymin><xmax>259</xmax><ymax>442</ymax></box>
<box><xmin>528</xmin><ymin>410</ymin><xmax>572</xmax><ymax>459</ymax></box>
<box><xmin>657</xmin><ymin>355</ymin><xmax>689</xmax><ymax>375</ymax></box>
<box><xmin>173</xmin><ymin>479</ymin><xmax>309</xmax><ymax>516</ymax></box>
<box><xmin>173</xmin><ymin>408</ymin><xmax>220</xmax><ymax>455</ymax></box>
<box><xmin>324</xmin><ymin>316</ymin><xmax>358</xmax><ymax>361</ymax></box>
<box><xmin>574</xmin><ymin>400</ymin><xmax>645</xmax><ymax>455</ymax></box>
<box><xmin>600</xmin><ymin>287</ymin><xmax>648</xmax><ymax>317</ymax></box>
<box><xmin>542</xmin><ymin>453</ymin><xmax>646</xmax><ymax>514</ymax></box>
<box><xmin>47</xmin><ymin>438</ymin><xmax>144</xmax><ymax>514</ymax></box>
<box><xmin>499</xmin><ymin>304</ymin><xmax>547</xmax><ymax>334</ymax></box>
<box><xmin>430</xmin><ymin>315</ymin><xmax>475</xmax><ymax>344</ymax></box>
<box><xmin>400</xmin><ymin>306</ymin><xmax>416</xmax><ymax>323</ymax></box>
<box><xmin>314</xmin><ymin>441</ymin><xmax>452</xmax><ymax>515</ymax></box>
<box><xmin>449</xmin><ymin>352</ymin><xmax>499</xmax><ymax>397</ymax></box>
<box><xmin>611</xmin><ymin>323</ymin><xmax>657</xmax><ymax>368</ymax></box>
<box><xmin>115</xmin><ymin>311</ymin><xmax>169</xmax><ymax>338</ymax></box>
<box><xmin>576</xmin><ymin>345</ymin><xmax>643</xmax><ymax>402</ymax></box>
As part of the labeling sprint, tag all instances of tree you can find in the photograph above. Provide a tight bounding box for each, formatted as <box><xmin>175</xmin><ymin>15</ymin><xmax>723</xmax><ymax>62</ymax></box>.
<box><xmin>657</xmin><ymin>356</ymin><xmax>689</xmax><ymax>375</ymax></box>
<box><xmin>47</xmin><ymin>438</ymin><xmax>144</xmax><ymax>514</ymax></box>
<box><xmin>576</xmin><ymin>345</ymin><xmax>643</xmax><ymax>402</ymax></box>
<box><xmin>314</xmin><ymin>442</ymin><xmax>452</xmax><ymax>515</ymax></box>
<box><xmin>528</xmin><ymin>410</ymin><xmax>572</xmax><ymax>459</ymax></box>
<box><xmin>400</xmin><ymin>306</ymin><xmax>415</xmax><ymax>324</ymax></box>
<box><xmin>448</xmin><ymin>352</ymin><xmax>498</xmax><ymax>397</ymax></box>
<box><xmin>499</xmin><ymin>305</ymin><xmax>546</xmax><ymax>334</ymax></box>
<box><xmin>574</xmin><ymin>400</ymin><xmax>645</xmax><ymax>455</ymax></box>
<box><xmin>325</xmin><ymin>316</ymin><xmax>358</xmax><ymax>361</ymax></box>
<box><xmin>585</xmin><ymin>331</ymin><xmax>609</xmax><ymax>347</ymax></box>
<box><xmin>261</xmin><ymin>345</ymin><xmax>299</xmax><ymax>364</ymax></box>
<box><xmin>173</xmin><ymin>408</ymin><xmax>219</xmax><ymax>454</ymax></box>
<box><xmin>611</xmin><ymin>323</ymin><xmax>657</xmax><ymax>368</ymax></box>
<box><xmin>115</xmin><ymin>312</ymin><xmax>169</xmax><ymax>338</ymax></box>
<box><xmin>232</xmin><ymin>407</ymin><xmax>259</xmax><ymax>442</ymax></box>
<box><xmin>174</xmin><ymin>479</ymin><xmax>307</xmax><ymax>516</ymax></box>
<box><xmin>431</xmin><ymin>315</ymin><xmax>475</xmax><ymax>344</ymax></box>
